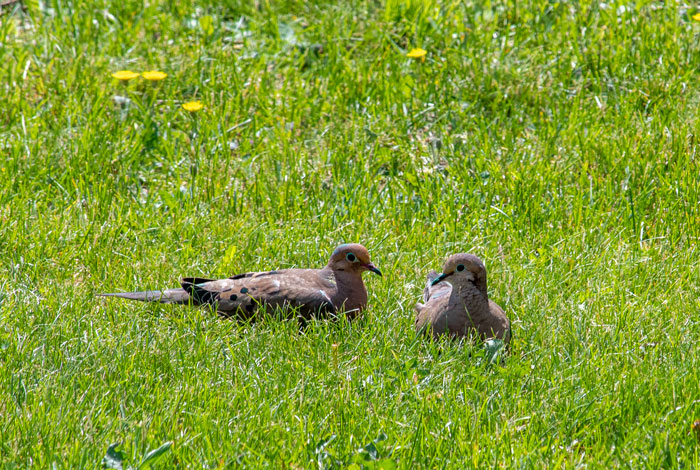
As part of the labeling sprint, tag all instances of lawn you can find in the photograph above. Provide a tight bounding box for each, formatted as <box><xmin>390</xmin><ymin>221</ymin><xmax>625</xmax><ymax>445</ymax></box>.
<box><xmin>2</xmin><ymin>0</ymin><xmax>700</xmax><ymax>467</ymax></box>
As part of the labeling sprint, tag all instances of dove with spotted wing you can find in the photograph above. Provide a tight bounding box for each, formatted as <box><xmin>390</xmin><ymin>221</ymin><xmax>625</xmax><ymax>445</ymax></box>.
<box><xmin>415</xmin><ymin>254</ymin><xmax>510</xmax><ymax>343</ymax></box>
<box><xmin>99</xmin><ymin>244</ymin><xmax>381</xmax><ymax>320</ymax></box>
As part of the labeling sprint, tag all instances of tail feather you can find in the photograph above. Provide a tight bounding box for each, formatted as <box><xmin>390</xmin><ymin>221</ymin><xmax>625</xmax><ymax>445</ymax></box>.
<box><xmin>424</xmin><ymin>270</ymin><xmax>439</xmax><ymax>302</ymax></box>
<box><xmin>98</xmin><ymin>288</ymin><xmax>191</xmax><ymax>304</ymax></box>
<box><xmin>425</xmin><ymin>270</ymin><xmax>439</xmax><ymax>285</ymax></box>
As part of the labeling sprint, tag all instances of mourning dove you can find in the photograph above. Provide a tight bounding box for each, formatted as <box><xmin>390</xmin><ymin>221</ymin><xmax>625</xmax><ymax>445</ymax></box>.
<box><xmin>415</xmin><ymin>254</ymin><xmax>510</xmax><ymax>343</ymax></box>
<box><xmin>99</xmin><ymin>243</ymin><xmax>381</xmax><ymax>320</ymax></box>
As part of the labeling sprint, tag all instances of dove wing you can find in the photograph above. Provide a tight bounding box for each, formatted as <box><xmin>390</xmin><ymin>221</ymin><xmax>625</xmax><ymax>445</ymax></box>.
<box><xmin>423</xmin><ymin>270</ymin><xmax>440</xmax><ymax>303</ymax></box>
<box><xmin>182</xmin><ymin>269</ymin><xmax>337</xmax><ymax>319</ymax></box>
<box><xmin>415</xmin><ymin>273</ymin><xmax>453</xmax><ymax>336</ymax></box>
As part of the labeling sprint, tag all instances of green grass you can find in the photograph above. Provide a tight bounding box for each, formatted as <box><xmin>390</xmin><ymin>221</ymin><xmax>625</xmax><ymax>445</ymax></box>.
<box><xmin>2</xmin><ymin>0</ymin><xmax>700</xmax><ymax>467</ymax></box>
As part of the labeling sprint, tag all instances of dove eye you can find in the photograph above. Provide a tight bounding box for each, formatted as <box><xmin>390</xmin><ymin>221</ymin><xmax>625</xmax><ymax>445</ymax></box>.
<box><xmin>456</xmin><ymin>264</ymin><xmax>465</xmax><ymax>272</ymax></box>
<box><xmin>346</xmin><ymin>253</ymin><xmax>357</xmax><ymax>262</ymax></box>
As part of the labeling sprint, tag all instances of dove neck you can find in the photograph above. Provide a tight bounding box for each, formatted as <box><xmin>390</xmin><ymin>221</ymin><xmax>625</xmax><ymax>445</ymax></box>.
<box><xmin>326</xmin><ymin>267</ymin><xmax>368</xmax><ymax>312</ymax></box>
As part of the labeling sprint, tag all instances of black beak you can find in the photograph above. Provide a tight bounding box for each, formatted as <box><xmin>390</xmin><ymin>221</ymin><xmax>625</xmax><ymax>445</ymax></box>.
<box><xmin>364</xmin><ymin>263</ymin><xmax>382</xmax><ymax>277</ymax></box>
<box><xmin>431</xmin><ymin>272</ymin><xmax>450</xmax><ymax>286</ymax></box>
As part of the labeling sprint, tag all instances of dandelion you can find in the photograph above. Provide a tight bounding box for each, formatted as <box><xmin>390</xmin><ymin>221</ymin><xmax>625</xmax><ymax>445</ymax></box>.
<box><xmin>182</xmin><ymin>101</ymin><xmax>204</xmax><ymax>112</ymax></box>
<box><xmin>142</xmin><ymin>70</ymin><xmax>167</xmax><ymax>81</ymax></box>
<box><xmin>111</xmin><ymin>70</ymin><xmax>140</xmax><ymax>81</ymax></box>
<box><xmin>407</xmin><ymin>48</ymin><xmax>427</xmax><ymax>60</ymax></box>
<box><xmin>693</xmin><ymin>13</ymin><xmax>700</xmax><ymax>21</ymax></box>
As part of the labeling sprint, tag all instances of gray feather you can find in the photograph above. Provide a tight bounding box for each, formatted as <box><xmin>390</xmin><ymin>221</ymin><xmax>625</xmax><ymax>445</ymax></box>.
<box><xmin>97</xmin><ymin>288</ymin><xmax>190</xmax><ymax>304</ymax></box>
<box><xmin>423</xmin><ymin>270</ymin><xmax>440</xmax><ymax>303</ymax></box>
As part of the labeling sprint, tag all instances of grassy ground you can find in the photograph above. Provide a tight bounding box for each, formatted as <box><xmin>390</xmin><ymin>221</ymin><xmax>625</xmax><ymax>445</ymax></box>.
<box><xmin>2</xmin><ymin>0</ymin><xmax>700</xmax><ymax>467</ymax></box>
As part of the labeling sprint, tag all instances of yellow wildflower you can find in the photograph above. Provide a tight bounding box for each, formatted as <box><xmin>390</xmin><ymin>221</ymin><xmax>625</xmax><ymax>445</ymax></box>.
<box><xmin>693</xmin><ymin>13</ymin><xmax>700</xmax><ymax>21</ymax></box>
<box><xmin>407</xmin><ymin>48</ymin><xmax>427</xmax><ymax>59</ymax></box>
<box><xmin>111</xmin><ymin>70</ymin><xmax>140</xmax><ymax>80</ymax></box>
<box><xmin>142</xmin><ymin>70</ymin><xmax>168</xmax><ymax>81</ymax></box>
<box><xmin>182</xmin><ymin>101</ymin><xmax>204</xmax><ymax>112</ymax></box>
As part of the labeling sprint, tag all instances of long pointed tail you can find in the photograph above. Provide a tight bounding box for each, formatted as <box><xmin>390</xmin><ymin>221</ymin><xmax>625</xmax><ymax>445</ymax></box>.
<box><xmin>98</xmin><ymin>288</ymin><xmax>191</xmax><ymax>304</ymax></box>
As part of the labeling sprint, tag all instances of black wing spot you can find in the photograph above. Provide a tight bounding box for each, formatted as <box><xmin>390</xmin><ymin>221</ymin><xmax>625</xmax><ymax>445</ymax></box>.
<box><xmin>182</xmin><ymin>277</ymin><xmax>216</xmax><ymax>285</ymax></box>
<box><xmin>252</xmin><ymin>270</ymin><xmax>279</xmax><ymax>277</ymax></box>
<box><xmin>240</xmin><ymin>287</ymin><xmax>249</xmax><ymax>294</ymax></box>
<box><xmin>229</xmin><ymin>273</ymin><xmax>254</xmax><ymax>280</ymax></box>
<box><xmin>230</xmin><ymin>294</ymin><xmax>238</xmax><ymax>301</ymax></box>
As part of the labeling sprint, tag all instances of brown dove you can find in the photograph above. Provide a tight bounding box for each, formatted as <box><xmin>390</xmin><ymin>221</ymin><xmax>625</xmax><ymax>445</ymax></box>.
<box><xmin>415</xmin><ymin>254</ymin><xmax>510</xmax><ymax>343</ymax></box>
<box><xmin>99</xmin><ymin>243</ymin><xmax>381</xmax><ymax>320</ymax></box>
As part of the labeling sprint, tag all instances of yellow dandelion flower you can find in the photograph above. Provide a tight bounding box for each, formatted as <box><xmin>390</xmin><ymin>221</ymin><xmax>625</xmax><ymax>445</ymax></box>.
<box><xmin>142</xmin><ymin>70</ymin><xmax>168</xmax><ymax>81</ymax></box>
<box><xmin>182</xmin><ymin>101</ymin><xmax>204</xmax><ymax>112</ymax></box>
<box><xmin>407</xmin><ymin>48</ymin><xmax>427</xmax><ymax>59</ymax></box>
<box><xmin>693</xmin><ymin>13</ymin><xmax>700</xmax><ymax>21</ymax></box>
<box><xmin>111</xmin><ymin>70</ymin><xmax>140</xmax><ymax>81</ymax></box>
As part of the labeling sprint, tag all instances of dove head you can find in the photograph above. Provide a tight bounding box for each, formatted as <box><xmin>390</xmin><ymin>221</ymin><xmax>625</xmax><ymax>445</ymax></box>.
<box><xmin>328</xmin><ymin>243</ymin><xmax>382</xmax><ymax>277</ymax></box>
<box><xmin>431</xmin><ymin>253</ymin><xmax>487</xmax><ymax>294</ymax></box>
